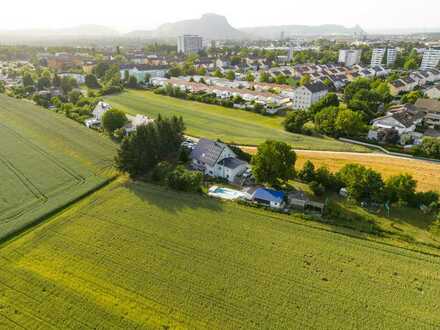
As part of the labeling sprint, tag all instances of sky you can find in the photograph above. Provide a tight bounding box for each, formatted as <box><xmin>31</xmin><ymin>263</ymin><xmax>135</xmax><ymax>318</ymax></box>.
<box><xmin>2</xmin><ymin>0</ymin><xmax>440</xmax><ymax>32</ymax></box>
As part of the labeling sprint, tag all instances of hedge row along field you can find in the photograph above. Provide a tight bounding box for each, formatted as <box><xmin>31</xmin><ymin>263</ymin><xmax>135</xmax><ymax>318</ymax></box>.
<box><xmin>1</xmin><ymin>178</ymin><xmax>439</xmax><ymax>329</ymax></box>
<box><xmin>105</xmin><ymin>90</ymin><xmax>370</xmax><ymax>152</ymax></box>
<box><xmin>0</xmin><ymin>95</ymin><xmax>117</xmax><ymax>241</ymax></box>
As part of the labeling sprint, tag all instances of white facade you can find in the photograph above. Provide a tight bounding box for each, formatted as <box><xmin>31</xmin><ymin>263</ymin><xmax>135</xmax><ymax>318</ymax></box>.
<box><xmin>338</xmin><ymin>49</ymin><xmax>362</xmax><ymax>67</ymax></box>
<box><xmin>421</xmin><ymin>48</ymin><xmax>440</xmax><ymax>70</ymax></box>
<box><xmin>387</xmin><ymin>48</ymin><xmax>397</xmax><ymax>67</ymax></box>
<box><xmin>371</xmin><ymin>116</ymin><xmax>415</xmax><ymax>135</ymax></box>
<box><xmin>58</xmin><ymin>73</ymin><xmax>85</xmax><ymax>84</ymax></box>
<box><xmin>371</xmin><ymin>48</ymin><xmax>385</xmax><ymax>66</ymax></box>
<box><xmin>292</xmin><ymin>86</ymin><xmax>328</xmax><ymax>110</ymax></box>
<box><xmin>177</xmin><ymin>35</ymin><xmax>203</xmax><ymax>55</ymax></box>
<box><xmin>425</xmin><ymin>86</ymin><xmax>440</xmax><ymax>99</ymax></box>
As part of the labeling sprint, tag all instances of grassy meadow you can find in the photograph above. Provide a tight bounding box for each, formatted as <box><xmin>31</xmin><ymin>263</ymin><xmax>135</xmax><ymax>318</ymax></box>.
<box><xmin>0</xmin><ymin>95</ymin><xmax>117</xmax><ymax>241</ymax></box>
<box><xmin>1</xmin><ymin>177</ymin><xmax>440</xmax><ymax>329</ymax></box>
<box><xmin>105</xmin><ymin>90</ymin><xmax>370</xmax><ymax>152</ymax></box>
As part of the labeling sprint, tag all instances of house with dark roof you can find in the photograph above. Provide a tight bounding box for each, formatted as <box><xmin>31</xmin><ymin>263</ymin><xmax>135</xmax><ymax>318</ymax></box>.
<box><xmin>415</xmin><ymin>99</ymin><xmax>440</xmax><ymax>128</ymax></box>
<box><xmin>369</xmin><ymin>107</ymin><xmax>425</xmax><ymax>142</ymax></box>
<box><xmin>190</xmin><ymin>138</ymin><xmax>249</xmax><ymax>183</ymax></box>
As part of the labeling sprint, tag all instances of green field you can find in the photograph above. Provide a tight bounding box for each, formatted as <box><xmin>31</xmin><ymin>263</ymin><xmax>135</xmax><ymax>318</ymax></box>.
<box><xmin>105</xmin><ymin>90</ymin><xmax>369</xmax><ymax>152</ymax></box>
<box><xmin>0</xmin><ymin>95</ymin><xmax>117</xmax><ymax>241</ymax></box>
<box><xmin>1</xmin><ymin>177</ymin><xmax>440</xmax><ymax>329</ymax></box>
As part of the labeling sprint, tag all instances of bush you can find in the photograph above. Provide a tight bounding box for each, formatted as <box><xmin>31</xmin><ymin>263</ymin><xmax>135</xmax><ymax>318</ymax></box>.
<box><xmin>151</xmin><ymin>161</ymin><xmax>174</xmax><ymax>183</ymax></box>
<box><xmin>309</xmin><ymin>181</ymin><xmax>325</xmax><ymax>196</ymax></box>
<box><xmin>298</xmin><ymin>161</ymin><xmax>315</xmax><ymax>182</ymax></box>
<box><xmin>166</xmin><ymin>166</ymin><xmax>203</xmax><ymax>192</ymax></box>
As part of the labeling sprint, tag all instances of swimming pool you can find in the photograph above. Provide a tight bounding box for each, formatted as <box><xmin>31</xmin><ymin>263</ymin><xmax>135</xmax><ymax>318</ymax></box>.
<box><xmin>208</xmin><ymin>186</ymin><xmax>248</xmax><ymax>200</ymax></box>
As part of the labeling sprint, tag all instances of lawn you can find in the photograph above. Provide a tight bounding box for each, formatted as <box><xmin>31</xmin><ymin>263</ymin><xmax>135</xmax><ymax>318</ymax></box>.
<box><xmin>1</xmin><ymin>177</ymin><xmax>440</xmax><ymax>329</ymax></box>
<box><xmin>0</xmin><ymin>95</ymin><xmax>117</xmax><ymax>241</ymax></box>
<box><xmin>295</xmin><ymin>150</ymin><xmax>440</xmax><ymax>193</ymax></box>
<box><xmin>105</xmin><ymin>90</ymin><xmax>370</xmax><ymax>152</ymax></box>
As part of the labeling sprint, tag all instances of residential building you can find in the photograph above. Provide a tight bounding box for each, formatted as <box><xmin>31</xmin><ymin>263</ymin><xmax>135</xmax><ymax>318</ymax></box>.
<box><xmin>190</xmin><ymin>138</ymin><xmax>249</xmax><ymax>183</ymax></box>
<box><xmin>292</xmin><ymin>81</ymin><xmax>328</xmax><ymax>110</ymax></box>
<box><xmin>124</xmin><ymin>114</ymin><xmax>154</xmax><ymax>134</ymax></box>
<box><xmin>119</xmin><ymin>64</ymin><xmax>169</xmax><ymax>82</ymax></box>
<box><xmin>177</xmin><ymin>35</ymin><xmax>203</xmax><ymax>55</ymax></box>
<box><xmin>425</xmin><ymin>85</ymin><xmax>440</xmax><ymax>99</ymax></box>
<box><xmin>251</xmin><ymin>188</ymin><xmax>285</xmax><ymax>209</ymax></box>
<box><xmin>369</xmin><ymin>109</ymin><xmax>424</xmax><ymax>139</ymax></box>
<box><xmin>371</xmin><ymin>48</ymin><xmax>385</xmax><ymax>66</ymax></box>
<box><xmin>421</xmin><ymin>48</ymin><xmax>440</xmax><ymax>70</ymax></box>
<box><xmin>415</xmin><ymin>99</ymin><xmax>440</xmax><ymax>128</ymax></box>
<box><xmin>58</xmin><ymin>73</ymin><xmax>85</xmax><ymax>84</ymax></box>
<box><xmin>338</xmin><ymin>49</ymin><xmax>362</xmax><ymax>67</ymax></box>
<box><xmin>387</xmin><ymin>48</ymin><xmax>397</xmax><ymax>67</ymax></box>
<box><xmin>84</xmin><ymin>101</ymin><xmax>112</xmax><ymax>128</ymax></box>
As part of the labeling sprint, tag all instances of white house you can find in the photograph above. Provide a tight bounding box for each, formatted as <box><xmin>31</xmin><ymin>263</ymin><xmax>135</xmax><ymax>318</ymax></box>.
<box><xmin>292</xmin><ymin>81</ymin><xmax>328</xmax><ymax>110</ymax></box>
<box><xmin>369</xmin><ymin>110</ymin><xmax>425</xmax><ymax>140</ymax></box>
<box><xmin>58</xmin><ymin>73</ymin><xmax>85</xmax><ymax>84</ymax></box>
<box><xmin>190</xmin><ymin>138</ymin><xmax>249</xmax><ymax>183</ymax></box>
<box><xmin>425</xmin><ymin>85</ymin><xmax>440</xmax><ymax>99</ymax></box>
<box><xmin>84</xmin><ymin>101</ymin><xmax>112</xmax><ymax>127</ymax></box>
<box><xmin>120</xmin><ymin>64</ymin><xmax>169</xmax><ymax>82</ymax></box>
<box><xmin>124</xmin><ymin>114</ymin><xmax>154</xmax><ymax>134</ymax></box>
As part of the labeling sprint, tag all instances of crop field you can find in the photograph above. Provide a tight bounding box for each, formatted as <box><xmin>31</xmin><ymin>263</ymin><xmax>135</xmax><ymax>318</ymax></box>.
<box><xmin>1</xmin><ymin>178</ymin><xmax>440</xmax><ymax>329</ymax></box>
<box><xmin>0</xmin><ymin>95</ymin><xmax>117</xmax><ymax>241</ymax></box>
<box><xmin>294</xmin><ymin>150</ymin><xmax>440</xmax><ymax>192</ymax></box>
<box><xmin>105</xmin><ymin>90</ymin><xmax>369</xmax><ymax>152</ymax></box>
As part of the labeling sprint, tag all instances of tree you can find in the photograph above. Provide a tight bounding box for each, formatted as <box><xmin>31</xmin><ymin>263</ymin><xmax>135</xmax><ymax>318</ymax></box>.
<box><xmin>344</xmin><ymin>78</ymin><xmax>371</xmax><ymax>103</ymax></box>
<box><xmin>52</xmin><ymin>74</ymin><xmax>61</xmax><ymax>87</ymax></box>
<box><xmin>335</xmin><ymin>109</ymin><xmax>365</xmax><ymax>137</ymax></box>
<box><xmin>22</xmin><ymin>73</ymin><xmax>34</xmax><ymax>87</ymax></box>
<box><xmin>299</xmin><ymin>74</ymin><xmax>311</xmax><ymax>86</ymax></box>
<box><xmin>94</xmin><ymin>62</ymin><xmax>110</xmax><ymax>79</ymax></box>
<box><xmin>60</xmin><ymin>77</ymin><xmax>77</xmax><ymax>94</ymax></box>
<box><xmin>415</xmin><ymin>138</ymin><xmax>440</xmax><ymax>159</ymax></box>
<box><xmin>259</xmin><ymin>71</ymin><xmax>270</xmax><ymax>83</ymax></box>
<box><xmin>309</xmin><ymin>92</ymin><xmax>339</xmax><ymax>115</ymax></box>
<box><xmin>378</xmin><ymin>128</ymin><xmax>400</xmax><ymax>145</ymax></box>
<box><xmin>37</xmin><ymin>76</ymin><xmax>51</xmax><ymax>90</ymax></box>
<box><xmin>401</xmin><ymin>90</ymin><xmax>423</xmax><ymax>104</ymax></box>
<box><xmin>102</xmin><ymin>109</ymin><xmax>128</xmax><ymax>134</ymax></box>
<box><xmin>0</xmin><ymin>81</ymin><xmax>5</xmax><ymax>93</ymax></box>
<box><xmin>213</xmin><ymin>68</ymin><xmax>224</xmax><ymax>78</ymax></box>
<box><xmin>404</xmin><ymin>57</ymin><xmax>418</xmax><ymax>70</ymax></box>
<box><xmin>337</xmin><ymin>164</ymin><xmax>384</xmax><ymax>203</ymax></box>
<box><xmin>284</xmin><ymin>110</ymin><xmax>309</xmax><ymax>133</ymax></box>
<box><xmin>126</xmin><ymin>76</ymin><xmax>138</xmax><ymax>89</ymax></box>
<box><xmin>314</xmin><ymin>106</ymin><xmax>340</xmax><ymax>136</ymax></box>
<box><xmin>225</xmin><ymin>70</ymin><xmax>235</xmax><ymax>81</ymax></box>
<box><xmin>251</xmin><ymin>140</ymin><xmax>296</xmax><ymax>186</ymax></box>
<box><xmin>298</xmin><ymin>160</ymin><xmax>315</xmax><ymax>182</ymax></box>
<box><xmin>385</xmin><ymin>174</ymin><xmax>417</xmax><ymax>205</ymax></box>
<box><xmin>85</xmin><ymin>74</ymin><xmax>101</xmax><ymax>89</ymax></box>
<box><xmin>166</xmin><ymin>166</ymin><xmax>203</xmax><ymax>192</ymax></box>
<box><xmin>116</xmin><ymin>115</ymin><xmax>185</xmax><ymax>177</ymax></box>
<box><xmin>245</xmin><ymin>71</ymin><xmax>255</xmax><ymax>82</ymax></box>
<box><xmin>68</xmin><ymin>90</ymin><xmax>82</xmax><ymax>105</ymax></box>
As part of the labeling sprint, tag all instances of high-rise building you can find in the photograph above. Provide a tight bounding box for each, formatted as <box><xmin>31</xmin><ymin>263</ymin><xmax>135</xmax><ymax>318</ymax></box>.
<box><xmin>338</xmin><ymin>49</ymin><xmax>362</xmax><ymax>67</ymax></box>
<box><xmin>420</xmin><ymin>48</ymin><xmax>440</xmax><ymax>70</ymax></box>
<box><xmin>386</xmin><ymin>48</ymin><xmax>397</xmax><ymax>67</ymax></box>
<box><xmin>371</xmin><ymin>48</ymin><xmax>386</xmax><ymax>66</ymax></box>
<box><xmin>177</xmin><ymin>35</ymin><xmax>203</xmax><ymax>55</ymax></box>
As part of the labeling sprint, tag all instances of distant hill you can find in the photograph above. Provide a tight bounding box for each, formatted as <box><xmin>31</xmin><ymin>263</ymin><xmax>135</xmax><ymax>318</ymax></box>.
<box><xmin>239</xmin><ymin>24</ymin><xmax>365</xmax><ymax>39</ymax></box>
<box><xmin>125</xmin><ymin>14</ymin><xmax>245</xmax><ymax>40</ymax></box>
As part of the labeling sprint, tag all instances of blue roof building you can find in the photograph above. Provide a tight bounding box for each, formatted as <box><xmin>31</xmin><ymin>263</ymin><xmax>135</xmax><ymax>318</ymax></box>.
<box><xmin>252</xmin><ymin>188</ymin><xmax>285</xmax><ymax>209</ymax></box>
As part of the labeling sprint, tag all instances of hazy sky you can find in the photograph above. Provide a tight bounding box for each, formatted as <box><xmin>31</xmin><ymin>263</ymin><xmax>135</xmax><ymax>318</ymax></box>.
<box><xmin>3</xmin><ymin>0</ymin><xmax>440</xmax><ymax>32</ymax></box>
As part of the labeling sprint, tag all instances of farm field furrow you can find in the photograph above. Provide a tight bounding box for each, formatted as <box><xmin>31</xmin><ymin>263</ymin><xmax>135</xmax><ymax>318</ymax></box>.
<box><xmin>0</xmin><ymin>95</ymin><xmax>117</xmax><ymax>241</ymax></box>
<box><xmin>1</xmin><ymin>178</ymin><xmax>440</xmax><ymax>329</ymax></box>
<box><xmin>105</xmin><ymin>90</ymin><xmax>370</xmax><ymax>152</ymax></box>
